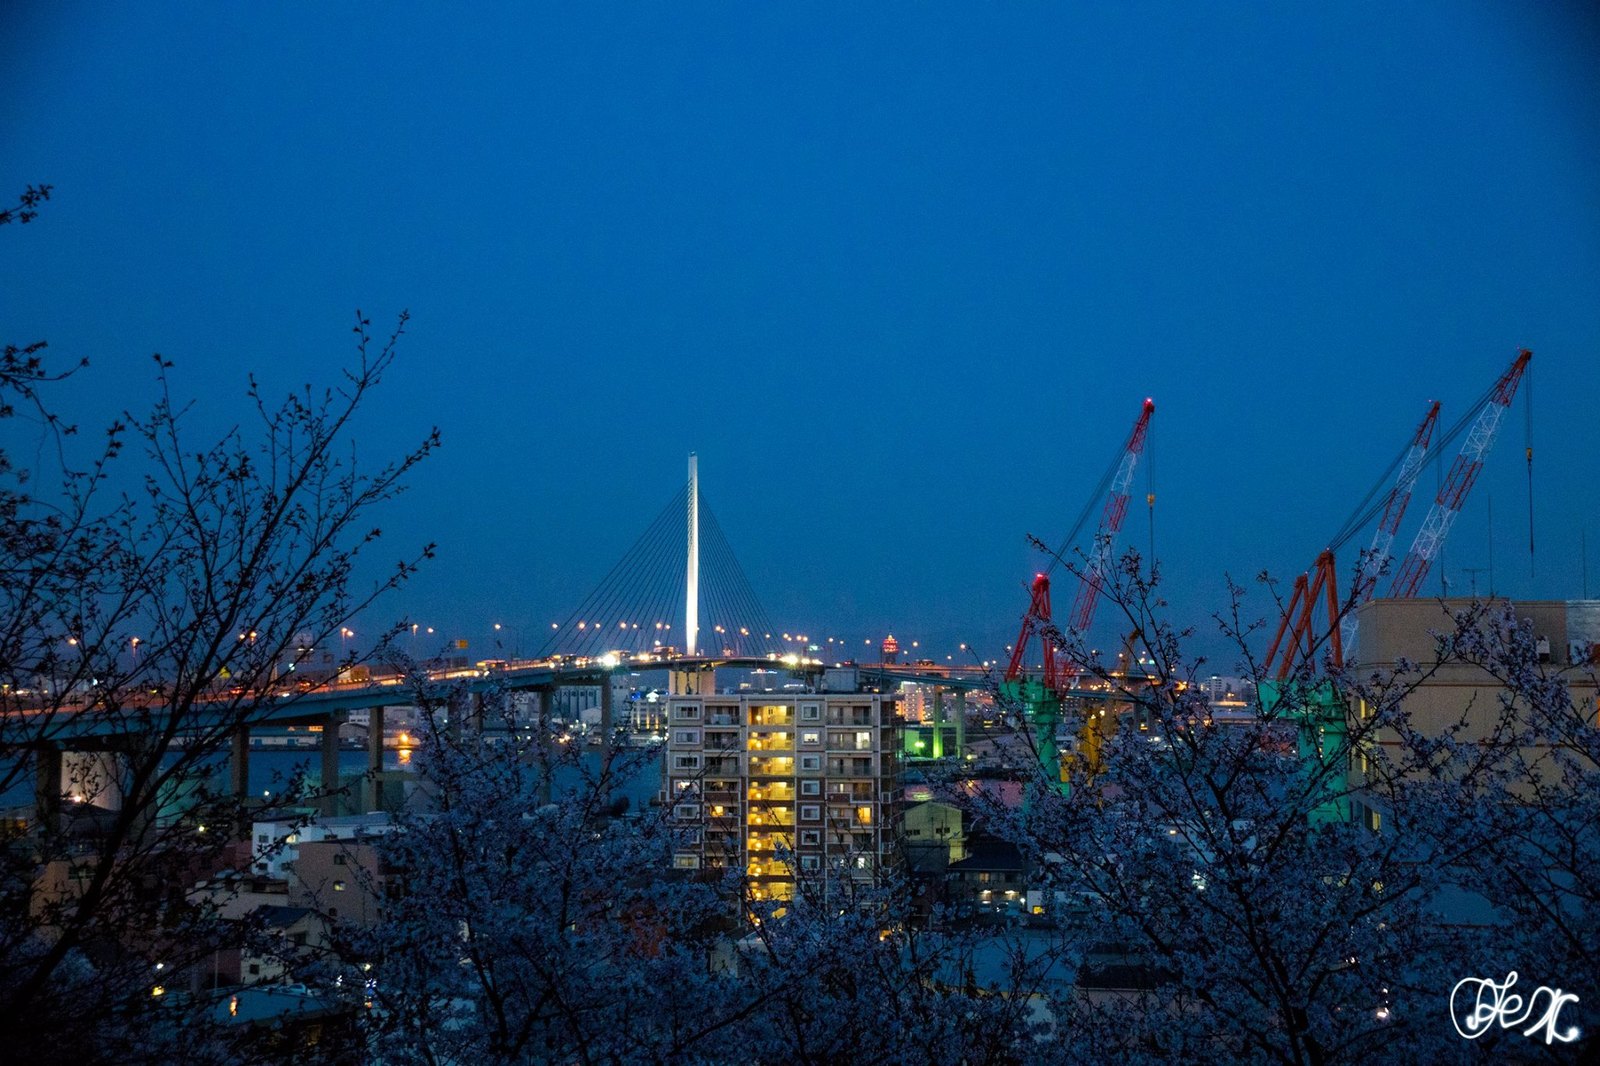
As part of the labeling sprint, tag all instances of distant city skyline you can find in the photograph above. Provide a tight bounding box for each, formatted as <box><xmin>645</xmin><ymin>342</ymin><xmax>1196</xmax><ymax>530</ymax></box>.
<box><xmin>3</xmin><ymin>4</ymin><xmax>1597</xmax><ymax>668</ymax></box>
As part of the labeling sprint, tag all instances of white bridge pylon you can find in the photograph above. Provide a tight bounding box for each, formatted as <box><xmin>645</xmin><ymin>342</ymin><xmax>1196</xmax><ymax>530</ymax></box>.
<box><xmin>686</xmin><ymin>452</ymin><xmax>699</xmax><ymax>656</ymax></box>
<box><xmin>539</xmin><ymin>454</ymin><xmax>776</xmax><ymax>660</ymax></box>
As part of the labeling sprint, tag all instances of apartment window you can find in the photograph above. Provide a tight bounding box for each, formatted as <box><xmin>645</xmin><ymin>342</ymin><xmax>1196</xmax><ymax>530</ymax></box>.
<box><xmin>673</xmin><ymin>704</ymin><xmax>701</xmax><ymax>721</ymax></box>
<box><xmin>800</xmin><ymin>730</ymin><xmax>821</xmax><ymax>746</ymax></box>
<box><xmin>800</xmin><ymin>855</ymin><xmax>820</xmax><ymax>871</ymax></box>
<box><xmin>334</xmin><ymin>853</ymin><xmax>346</xmax><ymax>865</ymax></box>
<box><xmin>248</xmin><ymin>963</ymin><xmax>261</xmax><ymax>976</ymax></box>
<box><xmin>674</xmin><ymin>804</ymin><xmax>701</xmax><ymax>821</ymax></box>
<box><xmin>800</xmin><ymin>830</ymin><xmax>821</xmax><ymax>846</ymax></box>
<box><xmin>800</xmin><ymin>754</ymin><xmax>821</xmax><ymax>771</ymax></box>
<box><xmin>800</xmin><ymin>805</ymin><xmax>820</xmax><ymax>822</ymax></box>
<box><xmin>801</xmin><ymin>703</ymin><xmax>820</xmax><ymax>721</ymax></box>
<box><xmin>674</xmin><ymin>729</ymin><xmax>701</xmax><ymax>745</ymax></box>
<box><xmin>333</xmin><ymin>880</ymin><xmax>347</xmax><ymax>892</ymax></box>
<box><xmin>800</xmin><ymin>780</ymin><xmax>820</xmax><ymax>796</ymax></box>
<box><xmin>674</xmin><ymin>854</ymin><xmax>701</xmax><ymax>870</ymax></box>
<box><xmin>673</xmin><ymin>754</ymin><xmax>702</xmax><ymax>771</ymax></box>
<box><xmin>257</xmin><ymin>834</ymin><xmax>270</xmax><ymax>844</ymax></box>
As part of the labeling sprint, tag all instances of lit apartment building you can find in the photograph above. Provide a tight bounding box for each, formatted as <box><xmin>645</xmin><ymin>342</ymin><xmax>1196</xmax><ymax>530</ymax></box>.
<box><xmin>665</xmin><ymin>691</ymin><xmax>901</xmax><ymax>903</ymax></box>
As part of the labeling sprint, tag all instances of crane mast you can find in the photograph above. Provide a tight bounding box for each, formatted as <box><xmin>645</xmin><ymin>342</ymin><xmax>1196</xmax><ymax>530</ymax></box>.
<box><xmin>1389</xmin><ymin>350</ymin><xmax>1531</xmax><ymax>600</ymax></box>
<box><xmin>1338</xmin><ymin>400</ymin><xmax>1441</xmax><ymax>653</ymax></box>
<box><xmin>1067</xmin><ymin>398</ymin><xmax>1156</xmax><ymax>637</ymax></box>
<box><xmin>1004</xmin><ymin>398</ymin><xmax>1155</xmax><ymax>794</ymax></box>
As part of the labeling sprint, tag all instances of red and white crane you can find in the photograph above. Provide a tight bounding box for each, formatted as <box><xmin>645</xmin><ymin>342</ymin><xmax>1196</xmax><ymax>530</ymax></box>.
<box><xmin>1388</xmin><ymin>349</ymin><xmax>1531</xmax><ymax>600</ymax></box>
<box><xmin>1006</xmin><ymin>397</ymin><xmax>1156</xmax><ymax>685</ymax></box>
<box><xmin>1064</xmin><ymin>397</ymin><xmax>1156</xmax><ymax>640</ymax></box>
<box><xmin>1265</xmin><ymin>348</ymin><xmax>1532</xmax><ymax>681</ymax></box>
<box><xmin>1337</xmin><ymin>399</ymin><xmax>1441</xmax><ymax>653</ymax></box>
<box><xmin>1003</xmin><ymin>398</ymin><xmax>1155</xmax><ymax>789</ymax></box>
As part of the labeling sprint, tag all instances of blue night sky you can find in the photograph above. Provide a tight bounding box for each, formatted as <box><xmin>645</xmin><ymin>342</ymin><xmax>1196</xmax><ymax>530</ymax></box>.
<box><xmin>3</xmin><ymin>3</ymin><xmax>1597</xmax><ymax>670</ymax></box>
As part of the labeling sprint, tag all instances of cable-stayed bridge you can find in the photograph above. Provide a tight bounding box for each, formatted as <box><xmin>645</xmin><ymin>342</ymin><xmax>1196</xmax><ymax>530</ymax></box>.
<box><xmin>541</xmin><ymin>454</ymin><xmax>780</xmax><ymax>660</ymax></box>
<box><xmin>16</xmin><ymin>450</ymin><xmax>1152</xmax><ymax>821</ymax></box>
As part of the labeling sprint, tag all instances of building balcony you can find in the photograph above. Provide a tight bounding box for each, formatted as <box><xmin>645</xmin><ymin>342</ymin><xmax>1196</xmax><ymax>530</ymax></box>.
<box><xmin>748</xmin><ymin>813</ymin><xmax>795</xmax><ymax>828</ymax></box>
<box><xmin>749</xmin><ymin>708</ymin><xmax>795</xmax><ymax>727</ymax></box>
<box><xmin>746</xmin><ymin>833</ymin><xmax>788</xmax><ymax>853</ymax></box>
<box><xmin>746</xmin><ymin>858</ymin><xmax>784</xmax><ymax>876</ymax></box>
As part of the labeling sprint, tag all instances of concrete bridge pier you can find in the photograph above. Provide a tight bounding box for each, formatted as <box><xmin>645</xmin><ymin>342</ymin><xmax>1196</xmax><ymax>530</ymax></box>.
<box><xmin>599</xmin><ymin>677</ymin><xmax>614</xmax><ymax>757</ymax></box>
<box><xmin>445</xmin><ymin>690</ymin><xmax>464</xmax><ymax>741</ymax></box>
<box><xmin>320</xmin><ymin>711</ymin><xmax>346</xmax><ymax>817</ymax></box>
<box><xmin>533</xmin><ymin>688</ymin><xmax>553</xmax><ymax>806</ymax></box>
<box><xmin>364</xmin><ymin>706</ymin><xmax>386</xmax><ymax>814</ymax></box>
<box><xmin>930</xmin><ymin>686</ymin><xmax>945</xmax><ymax>759</ymax></box>
<box><xmin>34</xmin><ymin>743</ymin><xmax>62</xmax><ymax>826</ymax></box>
<box><xmin>954</xmin><ymin>689</ymin><xmax>966</xmax><ymax>759</ymax></box>
<box><xmin>230</xmin><ymin>727</ymin><xmax>250</xmax><ymax>800</ymax></box>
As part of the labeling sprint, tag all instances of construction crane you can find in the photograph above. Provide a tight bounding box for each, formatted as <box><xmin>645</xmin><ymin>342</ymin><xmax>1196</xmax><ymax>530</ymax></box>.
<box><xmin>1264</xmin><ymin>400</ymin><xmax>1441</xmax><ymax>680</ymax></box>
<box><xmin>1388</xmin><ymin>349</ymin><xmax>1532</xmax><ymax>599</ymax></box>
<box><xmin>1265</xmin><ymin>350</ymin><xmax>1532</xmax><ymax>681</ymax></box>
<box><xmin>1339</xmin><ymin>400</ymin><xmax>1441</xmax><ymax>654</ymax></box>
<box><xmin>1004</xmin><ymin>398</ymin><xmax>1155</xmax><ymax>792</ymax></box>
<box><xmin>1067</xmin><ymin>398</ymin><xmax>1157</xmax><ymax>634</ymax></box>
<box><xmin>1261</xmin><ymin>349</ymin><xmax>1531</xmax><ymax>824</ymax></box>
<box><xmin>1003</xmin><ymin>574</ymin><xmax>1066</xmax><ymax>790</ymax></box>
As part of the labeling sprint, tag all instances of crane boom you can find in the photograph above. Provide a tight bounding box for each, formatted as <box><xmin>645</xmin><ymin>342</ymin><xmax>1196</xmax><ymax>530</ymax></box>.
<box><xmin>1389</xmin><ymin>350</ymin><xmax>1531</xmax><ymax>600</ymax></box>
<box><xmin>1067</xmin><ymin>398</ymin><xmax>1155</xmax><ymax>635</ymax></box>
<box><xmin>1339</xmin><ymin>400</ymin><xmax>1440</xmax><ymax>652</ymax></box>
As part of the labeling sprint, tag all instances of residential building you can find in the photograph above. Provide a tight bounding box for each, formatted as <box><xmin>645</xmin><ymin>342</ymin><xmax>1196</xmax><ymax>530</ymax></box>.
<box><xmin>288</xmin><ymin>838</ymin><xmax>404</xmax><ymax>927</ymax></box>
<box><xmin>664</xmin><ymin>691</ymin><xmax>901</xmax><ymax>903</ymax></box>
<box><xmin>944</xmin><ymin>835</ymin><xmax>1031</xmax><ymax>919</ymax></box>
<box><xmin>250</xmin><ymin>812</ymin><xmax>395</xmax><ymax>878</ymax></box>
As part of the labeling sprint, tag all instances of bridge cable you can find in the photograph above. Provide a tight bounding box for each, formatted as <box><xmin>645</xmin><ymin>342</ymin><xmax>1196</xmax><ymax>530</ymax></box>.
<box><xmin>702</xmin><ymin>499</ymin><xmax>779</xmax><ymax>655</ymax></box>
<box><xmin>572</xmin><ymin>487</ymin><xmax>682</xmax><ymax>655</ymax></box>
<box><xmin>540</xmin><ymin>485</ymin><xmax>685</xmax><ymax>657</ymax></box>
